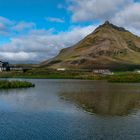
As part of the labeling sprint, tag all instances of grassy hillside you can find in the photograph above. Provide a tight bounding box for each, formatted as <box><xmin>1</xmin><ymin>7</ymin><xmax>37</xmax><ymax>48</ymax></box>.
<box><xmin>41</xmin><ymin>21</ymin><xmax>140</xmax><ymax>70</ymax></box>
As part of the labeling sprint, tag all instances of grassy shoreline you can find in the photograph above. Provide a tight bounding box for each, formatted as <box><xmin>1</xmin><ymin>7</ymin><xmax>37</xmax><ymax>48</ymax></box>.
<box><xmin>0</xmin><ymin>70</ymin><xmax>140</xmax><ymax>83</ymax></box>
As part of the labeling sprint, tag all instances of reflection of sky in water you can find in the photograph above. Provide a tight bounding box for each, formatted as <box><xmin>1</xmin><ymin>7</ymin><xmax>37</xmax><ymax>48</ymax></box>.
<box><xmin>0</xmin><ymin>80</ymin><xmax>81</xmax><ymax>114</ymax></box>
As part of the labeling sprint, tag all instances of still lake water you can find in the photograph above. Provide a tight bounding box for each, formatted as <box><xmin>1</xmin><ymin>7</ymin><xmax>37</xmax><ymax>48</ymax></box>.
<box><xmin>0</xmin><ymin>79</ymin><xmax>140</xmax><ymax>140</ymax></box>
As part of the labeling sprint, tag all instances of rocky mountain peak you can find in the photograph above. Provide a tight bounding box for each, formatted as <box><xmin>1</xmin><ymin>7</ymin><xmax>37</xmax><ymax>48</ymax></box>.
<box><xmin>101</xmin><ymin>20</ymin><xmax>127</xmax><ymax>32</ymax></box>
<box><xmin>104</xmin><ymin>20</ymin><xmax>111</xmax><ymax>25</ymax></box>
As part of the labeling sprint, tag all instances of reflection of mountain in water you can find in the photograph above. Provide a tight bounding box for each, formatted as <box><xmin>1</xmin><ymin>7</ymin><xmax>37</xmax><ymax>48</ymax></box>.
<box><xmin>60</xmin><ymin>83</ymin><xmax>140</xmax><ymax>116</ymax></box>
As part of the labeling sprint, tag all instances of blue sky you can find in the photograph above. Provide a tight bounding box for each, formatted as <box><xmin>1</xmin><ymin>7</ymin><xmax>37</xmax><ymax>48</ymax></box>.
<box><xmin>0</xmin><ymin>0</ymin><xmax>69</xmax><ymax>30</ymax></box>
<box><xmin>0</xmin><ymin>0</ymin><xmax>140</xmax><ymax>63</ymax></box>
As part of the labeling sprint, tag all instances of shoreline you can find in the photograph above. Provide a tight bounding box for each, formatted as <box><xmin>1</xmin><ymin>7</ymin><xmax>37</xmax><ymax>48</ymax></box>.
<box><xmin>0</xmin><ymin>70</ymin><xmax>140</xmax><ymax>83</ymax></box>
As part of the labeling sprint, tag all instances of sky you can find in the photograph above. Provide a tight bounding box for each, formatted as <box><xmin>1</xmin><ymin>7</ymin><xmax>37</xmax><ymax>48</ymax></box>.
<box><xmin>0</xmin><ymin>0</ymin><xmax>140</xmax><ymax>63</ymax></box>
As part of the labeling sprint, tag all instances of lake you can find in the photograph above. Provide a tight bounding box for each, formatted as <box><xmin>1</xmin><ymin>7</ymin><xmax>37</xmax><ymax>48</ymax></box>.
<box><xmin>0</xmin><ymin>79</ymin><xmax>140</xmax><ymax>140</ymax></box>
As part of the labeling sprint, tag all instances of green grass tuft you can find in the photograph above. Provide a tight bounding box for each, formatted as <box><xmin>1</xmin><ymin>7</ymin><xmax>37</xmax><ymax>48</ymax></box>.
<box><xmin>0</xmin><ymin>80</ymin><xmax>35</xmax><ymax>89</ymax></box>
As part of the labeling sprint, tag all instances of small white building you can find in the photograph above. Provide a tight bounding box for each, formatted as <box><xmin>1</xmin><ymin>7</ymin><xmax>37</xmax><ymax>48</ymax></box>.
<box><xmin>135</xmin><ymin>70</ymin><xmax>140</xmax><ymax>74</ymax></box>
<box><xmin>57</xmin><ymin>68</ymin><xmax>66</xmax><ymax>71</ymax></box>
<box><xmin>0</xmin><ymin>67</ymin><xmax>2</xmax><ymax>72</ymax></box>
<box><xmin>93</xmin><ymin>69</ymin><xmax>113</xmax><ymax>75</ymax></box>
<box><xmin>10</xmin><ymin>66</ymin><xmax>23</xmax><ymax>71</ymax></box>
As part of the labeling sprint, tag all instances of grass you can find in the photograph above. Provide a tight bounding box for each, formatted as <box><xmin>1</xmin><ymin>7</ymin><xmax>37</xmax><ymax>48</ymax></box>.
<box><xmin>0</xmin><ymin>69</ymin><xmax>140</xmax><ymax>83</ymax></box>
<box><xmin>0</xmin><ymin>69</ymin><xmax>105</xmax><ymax>80</ymax></box>
<box><xmin>0</xmin><ymin>80</ymin><xmax>35</xmax><ymax>89</ymax></box>
<box><xmin>108</xmin><ymin>73</ymin><xmax>140</xmax><ymax>83</ymax></box>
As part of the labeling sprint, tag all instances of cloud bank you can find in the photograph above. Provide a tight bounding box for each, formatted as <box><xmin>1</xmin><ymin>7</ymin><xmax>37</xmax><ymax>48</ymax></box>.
<box><xmin>68</xmin><ymin>0</ymin><xmax>131</xmax><ymax>22</ymax></box>
<box><xmin>68</xmin><ymin>0</ymin><xmax>140</xmax><ymax>30</ymax></box>
<box><xmin>0</xmin><ymin>24</ymin><xmax>96</xmax><ymax>63</ymax></box>
<box><xmin>0</xmin><ymin>16</ymin><xmax>36</xmax><ymax>36</ymax></box>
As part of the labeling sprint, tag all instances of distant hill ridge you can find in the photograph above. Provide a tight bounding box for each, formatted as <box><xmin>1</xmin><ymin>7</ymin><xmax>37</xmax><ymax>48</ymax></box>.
<box><xmin>41</xmin><ymin>21</ymin><xmax>140</xmax><ymax>71</ymax></box>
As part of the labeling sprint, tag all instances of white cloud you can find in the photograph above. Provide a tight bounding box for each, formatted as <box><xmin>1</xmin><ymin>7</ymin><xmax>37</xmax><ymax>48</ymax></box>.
<box><xmin>0</xmin><ymin>25</ymin><xmax>97</xmax><ymax>63</ymax></box>
<box><xmin>46</xmin><ymin>17</ymin><xmax>65</xmax><ymax>23</ymax></box>
<box><xmin>0</xmin><ymin>52</ymin><xmax>37</xmax><ymax>62</ymax></box>
<box><xmin>67</xmin><ymin>0</ymin><xmax>140</xmax><ymax>34</ymax></box>
<box><xmin>57</xmin><ymin>4</ymin><xmax>66</xmax><ymax>9</ymax></box>
<box><xmin>0</xmin><ymin>16</ymin><xmax>36</xmax><ymax>36</ymax></box>
<box><xmin>111</xmin><ymin>3</ymin><xmax>140</xmax><ymax>29</ymax></box>
<box><xmin>0</xmin><ymin>17</ymin><xmax>14</xmax><ymax>36</ymax></box>
<box><xmin>68</xmin><ymin>0</ymin><xmax>131</xmax><ymax>22</ymax></box>
<box><xmin>0</xmin><ymin>23</ymin><xmax>10</xmax><ymax>35</ymax></box>
<box><xmin>0</xmin><ymin>16</ymin><xmax>14</xmax><ymax>25</ymax></box>
<box><xmin>12</xmin><ymin>21</ymin><xmax>36</xmax><ymax>32</ymax></box>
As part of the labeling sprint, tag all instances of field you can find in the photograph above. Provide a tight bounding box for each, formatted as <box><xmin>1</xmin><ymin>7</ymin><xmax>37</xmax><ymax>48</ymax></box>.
<box><xmin>0</xmin><ymin>69</ymin><xmax>140</xmax><ymax>83</ymax></box>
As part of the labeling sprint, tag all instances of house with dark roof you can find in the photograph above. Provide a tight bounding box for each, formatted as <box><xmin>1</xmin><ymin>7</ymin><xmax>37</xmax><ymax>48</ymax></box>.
<box><xmin>0</xmin><ymin>61</ymin><xmax>10</xmax><ymax>71</ymax></box>
<box><xmin>0</xmin><ymin>61</ymin><xmax>32</xmax><ymax>72</ymax></box>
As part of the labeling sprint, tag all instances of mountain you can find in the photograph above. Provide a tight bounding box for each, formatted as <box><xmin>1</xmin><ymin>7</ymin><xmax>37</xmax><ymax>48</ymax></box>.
<box><xmin>41</xmin><ymin>21</ymin><xmax>140</xmax><ymax>70</ymax></box>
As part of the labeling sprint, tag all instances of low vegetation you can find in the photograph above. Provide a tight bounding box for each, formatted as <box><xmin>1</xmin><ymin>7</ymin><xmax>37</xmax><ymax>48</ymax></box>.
<box><xmin>108</xmin><ymin>73</ymin><xmax>140</xmax><ymax>83</ymax></box>
<box><xmin>0</xmin><ymin>68</ymin><xmax>140</xmax><ymax>83</ymax></box>
<box><xmin>0</xmin><ymin>69</ymin><xmax>104</xmax><ymax>80</ymax></box>
<box><xmin>0</xmin><ymin>80</ymin><xmax>35</xmax><ymax>89</ymax></box>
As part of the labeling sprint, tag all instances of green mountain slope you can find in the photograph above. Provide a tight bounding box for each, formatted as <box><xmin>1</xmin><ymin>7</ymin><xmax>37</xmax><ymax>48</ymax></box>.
<box><xmin>41</xmin><ymin>21</ymin><xmax>140</xmax><ymax>70</ymax></box>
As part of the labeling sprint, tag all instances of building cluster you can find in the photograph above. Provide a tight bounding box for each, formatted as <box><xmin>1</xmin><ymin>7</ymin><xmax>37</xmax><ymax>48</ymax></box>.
<box><xmin>56</xmin><ymin>67</ymin><xmax>114</xmax><ymax>75</ymax></box>
<box><xmin>92</xmin><ymin>69</ymin><xmax>114</xmax><ymax>75</ymax></box>
<box><xmin>0</xmin><ymin>61</ymin><xmax>30</xmax><ymax>72</ymax></box>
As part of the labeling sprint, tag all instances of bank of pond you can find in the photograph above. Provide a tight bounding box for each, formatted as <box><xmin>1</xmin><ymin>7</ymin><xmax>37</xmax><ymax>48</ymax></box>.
<box><xmin>0</xmin><ymin>69</ymin><xmax>140</xmax><ymax>83</ymax></box>
<box><xmin>108</xmin><ymin>73</ymin><xmax>140</xmax><ymax>83</ymax></box>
